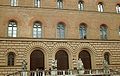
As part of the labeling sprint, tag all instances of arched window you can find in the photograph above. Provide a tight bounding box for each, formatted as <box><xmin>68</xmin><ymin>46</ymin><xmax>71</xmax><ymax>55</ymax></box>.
<box><xmin>116</xmin><ymin>4</ymin><xmax>120</xmax><ymax>13</ymax></box>
<box><xmin>79</xmin><ymin>23</ymin><xmax>87</xmax><ymax>39</ymax></box>
<box><xmin>57</xmin><ymin>0</ymin><xmax>63</xmax><ymax>9</ymax></box>
<box><xmin>78</xmin><ymin>0</ymin><xmax>84</xmax><ymax>11</ymax></box>
<box><xmin>8</xmin><ymin>20</ymin><xmax>17</xmax><ymax>37</ymax></box>
<box><xmin>55</xmin><ymin>50</ymin><xmax>69</xmax><ymax>70</ymax></box>
<box><xmin>33</xmin><ymin>21</ymin><xmax>42</xmax><ymax>38</ymax></box>
<box><xmin>100</xmin><ymin>24</ymin><xmax>107</xmax><ymax>40</ymax></box>
<box><xmin>104</xmin><ymin>52</ymin><xmax>110</xmax><ymax>64</ymax></box>
<box><xmin>11</xmin><ymin>0</ymin><xmax>17</xmax><ymax>6</ymax></box>
<box><xmin>30</xmin><ymin>50</ymin><xmax>44</xmax><ymax>70</ymax></box>
<box><xmin>79</xmin><ymin>50</ymin><xmax>91</xmax><ymax>69</ymax></box>
<box><xmin>34</xmin><ymin>0</ymin><xmax>41</xmax><ymax>7</ymax></box>
<box><xmin>8</xmin><ymin>52</ymin><xmax>15</xmax><ymax>66</ymax></box>
<box><xmin>57</xmin><ymin>23</ymin><xmax>65</xmax><ymax>38</ymax></box>
<box><xmin>98</xmin><ymin>2</ymin><xmax>104</xmax><ymax>12</ymax></box>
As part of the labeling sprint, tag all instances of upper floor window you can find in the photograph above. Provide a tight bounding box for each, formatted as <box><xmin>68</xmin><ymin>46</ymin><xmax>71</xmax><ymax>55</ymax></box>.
<box><xmin>33</xmin><ymin>21</ymin><xmax>42</xmax><ymax>38</ymax></box>
<box><xmin>35</xmin><ymin>0</ymin><xmax>41</xmax><ymax>7</ymax></box>
<box><xmin>116</xmin><ymin>4</ymin><xmax>120</xmax><ymax>13</ymax></box>
<box><xmin>57</xmin><ymin>23</ymin><xmax>65</xmax><ymax>38</ymax></box>
<box><xmin>8</xmin><ymin>52</ymin><xmax>15</xmax><ymax>66</ymax></box>
<box><xmin>104</xmin><ymin>52</ymin><xmax>110</xmax><ymax>65</ymax></box>
<box><xmin>11</xmin><ymin>0</ymin><xmax>17</xmax><ymax>6</ymax></box>
<box><xmin>78</xmin><ymin>0</ymin><xmax>84</xmax><ymax>11</ymax></box>
<box><xmin>98</xmin><ymin>2</ymin><xmax>104</xmax><ymax>12</ymax></box>
<box><xmin>79</xmin><ymin>23</ymin><xmax>87</xmax><ymax>39</ymax></box>
<box><xmin>8</xmin><ymin>20</ymin><xmax>17</xmax><ymax>37</ymax></box>
<box><xmin>57</xmin><ymin>0</ymin><xmax>63</xmax><ymax>9</ymax></box>
<box><xmin>100</xmin><ymin>24</ymin><xmax>107</xmax><ymax>40</ymax></box>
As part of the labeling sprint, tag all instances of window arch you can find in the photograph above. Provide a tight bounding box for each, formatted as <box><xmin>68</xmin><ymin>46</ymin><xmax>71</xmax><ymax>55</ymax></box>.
<box><xmin>11</xmin><ymin>0</ymin><xmax>17</xmax><ymax>6</ymax></box>
<box><xmin>79</xmin><ymin>23</ymin><xmax>87</xmax><ymax>39</ymax></box>
<box><xmin>8</xmin><ymin>20</ymin><xmax>17</xmax><ymax>37</ymax></box>
<box><xmin>98</xmin><ymin>2</ymin><xmax>104</xmax><ymax>12</ymax></box>
<box><xmin>33</xmin><ymin>21</ymin><xmax>42</xmax><ymax>38</ymax></box>
<box><xmin>57</xmin><ymin>0</ymin><xmax>63</xmax><ymax>9</ymax></box>
<box><xmin>57</xmin><ymin>22</ymin><xmax>65</xmax><ymax>38</ymax></box>
<box><xmin>34</xmin><ymin>0</ymin><xmax>41</xmax><ymax>7</ymax></box>
<box><xmin>104</xmin><ymin>52</ymin><xmax>110</xmax><ymax>65</ymax></box>
<box><xmin>116</xmin><ymin>4</ymin><xmax>120</xmax><ymax>13</ymax></box>
<box><xmin>78</xmin><ymin>0</ymin><xmax>84</xmax><ymax>11</ymax></box>
<box><xmin>100</xmin><ymin>24</ymin><xmax>107</xmax><ymax>40</ymax></box>
<box><xmin>8</xmin><ymin>52</ymin><xmax>15</xmax><ymax>66</ymax></box>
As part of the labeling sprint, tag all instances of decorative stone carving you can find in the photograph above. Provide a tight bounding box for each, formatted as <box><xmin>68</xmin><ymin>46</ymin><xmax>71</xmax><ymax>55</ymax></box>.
<box><xmin>77</xmin><ymin>58</ymin><xmax>84</xmax><ymax>75</ymax></box>
<box><xmin>103</xmin><ymin>59</ymin><xmax>109</xmax><ymax>75</ymax></box>
<box><xmin>51</xmin><ymin>59</ymin><xmax>57</xmax><ymax>76</ymax></box>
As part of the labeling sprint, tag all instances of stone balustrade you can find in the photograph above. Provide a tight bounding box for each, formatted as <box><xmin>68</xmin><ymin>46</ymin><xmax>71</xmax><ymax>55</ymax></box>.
<box><xmin>7</xmin><ymin>69</ymin><xmax>120</xmax><ymax>76</ymax></box>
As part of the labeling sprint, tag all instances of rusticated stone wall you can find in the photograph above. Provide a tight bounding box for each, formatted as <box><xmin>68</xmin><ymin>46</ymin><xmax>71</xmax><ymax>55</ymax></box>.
<box><xmin>0</xmin><ymin>38</ymin><xmax>120</xmax><ymax>75</ymax></box>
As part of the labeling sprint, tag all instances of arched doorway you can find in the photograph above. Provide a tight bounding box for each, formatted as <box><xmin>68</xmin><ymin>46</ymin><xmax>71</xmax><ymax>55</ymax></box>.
<box><xmin>79</xmin><ymin>50</ymin><xmax>91</xmax><ymax>69</ymax></box>
<box><xmin>55</xmin><ymin>50</ymin><xmax>69</xmax><ymax>70</ymax></box>
<box><xmin>30</xmin><ymin>50</ymin><xmax>44</xmax><ymax>70</ymax></box>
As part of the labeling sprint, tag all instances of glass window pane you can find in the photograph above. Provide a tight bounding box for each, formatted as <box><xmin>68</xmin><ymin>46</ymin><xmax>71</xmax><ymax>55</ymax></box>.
<box><xmin>8</xmin><ymin>21</ymin><xmax>17</xmax><ymax>37</ymax></box>
<box><xmin>33</xmin><ymin>34</ymin><xmax>36</xmax><ymax>37</ymax></box>
<box><xmin>98</xmin><ymin>3</ymin><xmax>103</xmax><ymax>12</ymax></box>
<box><xmin>80</xmin><ymin>25</ymin><xmax>86</xmax><ymax>39</ymax></box>
<box><xmin>57</xmin><ymin>0</ymin><xmax>63</xmax><ymax>9</ymax></box>
<box><xmin>35</xmin><ymin>0</ymin><xmax>40</xmax><ymax>7</ymax></box>
<box><xmin>38</xmin><ymin>28</ymin><xmax>41</xmax><ymax>31</ymax></box>
<box><xmin>100</xmin><ymin>25</ymin><xmax>107</xmax><ymax>39</ymax></box>
<box><xmin>33</xmin><ymin>22</ymin><xmax>42</xmax><ymax>38</ymax></box>
<box><xmin>78</xmin><ymin>1</ymin><xmax>84</xmax><ymax>10</ymax></box>
<box><xmin>8</xmin><ymin>27</ymin><xmax>13</xmax><ymax>31</ymax></box>
<box><xmin>13</xmin><ymin>27</ymin><xmax>17</xmax><ymax>30</ymax></box>
<box><xmin>33</xmin><ymin>28</ymin><xmax>37</xmax><ymax>31</ymax></box>
<box><xmin>116</xmin><ymin>5</ymin><xmax>120</xmax><ymax>13</ymax></box>
<box><xmin>57</xmin><ymin>23</ymin><xmax>65</xmax><ymax>38</ymax></box>
<box><xmin>13</xmin><ymin>34</ymin><xmax>16</xmax><ymax>37</ymax></box>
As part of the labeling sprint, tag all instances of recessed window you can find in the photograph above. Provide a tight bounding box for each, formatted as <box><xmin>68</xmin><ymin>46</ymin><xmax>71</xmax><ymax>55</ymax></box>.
<box><xmin>57</xmin><ymin>23</ymin><xmax>65</xmax><ymax>38</ymax></box>
<box><xmin>33</xmin><ymin>21</ymin><xmax>42</xmax><ymax>38</ymax></box>
<box><xmin>57</xmin><ymin>0</ymin><xmax>63</xmax><ymax>9</ymax></box>
<box><xmin>104</xmin><ymin>52</ymin><xmax>110</xmax><ymax>65</ymax></box>
<box><xmin>98</xmin><ymin>2</ymin><xmax>104</xmax><ymax>12</ymax></box>
<box><xmin>11</xmin><ymin>0</ymin><xmax>17</xmax><ymax>6</ymax></box>
<box><xmin>116</xmin><ymin>4</ymin><xmax>120</xmax><ymax>13</ymax></box>
<box><xmin>8</xmin><ymin>20</ymin><xmax>17</xmax><ymax>37</ymax></box>
<box><xmin>100</xmin><ymin>24</ymin><xmax>107</xmax><ymax>40</ymax></box>
<box><xmin>78</xmin><ymin>0</ymin><xmax>84</xmax><ymax>11</ymax></box>
<box><xmin>8</xmin><ymin>52</ymin><xmax>15</xmax><ymax>66</ymax></box>
<box><xmin>35</xmin><ymin>0</ymin><xmax>41</xmax><ymax>7</ymax></box>
<box><xmin>79</xmin><ymin>23</ymin><xmax>87</xmax><ymax>39</ymax></box>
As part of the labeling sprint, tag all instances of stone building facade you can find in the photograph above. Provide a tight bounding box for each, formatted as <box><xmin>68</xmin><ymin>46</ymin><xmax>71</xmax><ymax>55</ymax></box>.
<box><xmin>0</xmin><ymin>0</ymin><xmax>120</xmax><ymax>75</ymax></box>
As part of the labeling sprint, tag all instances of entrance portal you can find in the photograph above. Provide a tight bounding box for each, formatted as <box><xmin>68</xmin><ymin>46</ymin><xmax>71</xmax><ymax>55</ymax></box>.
<box><xmin>79</xmin><ymin>50</ymin><xmax>91</xmax><ymax>69</ymax></box>
<box><xmin>55</xmin><ymin>50</ymin><xmax>69</xmax><ymax>70</ymax></box>
<box><xmin>30</xmin><ymin>50</ymin><xmax>44</xmax><ymax>70</ymax></box>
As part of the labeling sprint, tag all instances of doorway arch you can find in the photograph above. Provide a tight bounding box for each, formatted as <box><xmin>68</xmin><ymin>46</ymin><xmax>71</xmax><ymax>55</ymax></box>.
<box><xmin>30</xmin><ymin>50</ymin><xmax>44</xmax><ymax>70</ymax></box>
<box><xmin>79</xmin><ymin>50</ymin><xmax>91</xmax><ymax>69</ymax></box>
<box><xmin>55</xmin><ymin>50</ymin><xmax>69</xmax><ymax>70</ymax></box>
